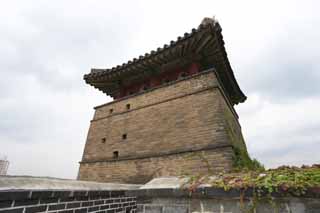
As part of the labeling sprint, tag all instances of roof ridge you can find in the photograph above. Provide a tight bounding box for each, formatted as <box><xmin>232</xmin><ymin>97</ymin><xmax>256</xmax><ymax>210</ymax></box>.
<box><xmin>86</xmin><ymin>20</ymin><xmax>212</xmax><ymax>76</ymax></box>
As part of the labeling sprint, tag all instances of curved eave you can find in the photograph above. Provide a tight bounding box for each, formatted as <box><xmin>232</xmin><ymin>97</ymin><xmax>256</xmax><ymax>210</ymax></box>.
<box><xmin>84</xmin><ymin>20</ymin><xmax>246</xmax><ymax>104</ymax></box>
<box><xmin>213</xmin><ymin>23</ymin><xmax>247</xmax><ymax>104</ymax></box>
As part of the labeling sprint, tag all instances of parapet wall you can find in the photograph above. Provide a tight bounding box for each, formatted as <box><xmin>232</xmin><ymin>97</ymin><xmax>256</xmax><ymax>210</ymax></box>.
<box><xmin>1</xmin><ymin>187</ymin><xmax>319</xmax><ymax>213</ymax></box>
<box><xmin>0</xmin><ymin>176</ymin><xmax>139</xmax><ymax>213</ymax></box>
<box><xmin>129</xmin><ymin>188</ymin><xmax>320</xmax><ymax>213</ymax></box>
<box><xmin>132</xmin><ymin>191</ymin><xmax>320</xmax><ymax>213</ymax></box>
<box><xmin>0</xmin><ymin>189</ymin><xmax>137</xmax><ymax>213</ymax></box>
<box><xmin>0</xmin><ymin>176</ymin><xmax>319</xmax><ymax>213</ymax></box>
<box><xmin>129</xmin><ymin>177</ymin><xmax>320</xmax><ymax>213</ymax></box>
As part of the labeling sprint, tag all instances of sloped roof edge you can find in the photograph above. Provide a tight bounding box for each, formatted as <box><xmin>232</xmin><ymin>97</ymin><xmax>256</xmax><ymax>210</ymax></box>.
<box><xmin>84</xmin><ymin>17</ymin><xmax>246</xmax><ymax>104</ymax></box>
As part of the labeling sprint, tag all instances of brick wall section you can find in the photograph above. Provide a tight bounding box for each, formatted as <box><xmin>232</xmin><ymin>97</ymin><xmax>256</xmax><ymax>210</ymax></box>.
<box><xmin>79</xmin><ymin>147</ymin><xmax>234</xmax><ymax>184</ymax></box>
<box><xmin>0</xmin><ymin>190</ymin><xmax>137</xmax><ymax>213</ymax></box>
<box><xmin>219</xmin><ymin>84</ymin><xmax>248</xmax><ymax>152</ymax></box>
<box><xmin>126</xmin><ymin>187</ymin><xmax>320</xmax><ymax>213</ymax></box>
<box><xmin>92</xmin><ymin>70</ymin><xmax>222</xmax><ymax>120</ymax></box>
<box><xmin>79</xmin><ymin>70</ymin><xmax>245</xmax><ymax>184</ymax></box>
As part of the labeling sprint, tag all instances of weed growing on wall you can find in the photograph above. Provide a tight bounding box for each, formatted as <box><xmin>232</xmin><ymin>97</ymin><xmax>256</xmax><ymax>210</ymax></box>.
<box><xmin>182</xmin><ymin>165</ymin><xmax>320</xmax><ymax>212</ymax></box>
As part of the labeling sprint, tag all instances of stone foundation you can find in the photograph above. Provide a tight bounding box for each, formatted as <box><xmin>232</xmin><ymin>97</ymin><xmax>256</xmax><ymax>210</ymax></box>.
<box><xmin>79</xmin><ymin>147</ymin><xmax>234</xmax><ymax>184</ymax></box>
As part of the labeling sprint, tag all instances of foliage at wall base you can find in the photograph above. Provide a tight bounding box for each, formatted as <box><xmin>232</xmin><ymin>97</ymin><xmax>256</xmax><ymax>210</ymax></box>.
<box><xmin>232</xmin><ymin>146</ymin><xmax>265</xmax><ymax>172</ymax></box>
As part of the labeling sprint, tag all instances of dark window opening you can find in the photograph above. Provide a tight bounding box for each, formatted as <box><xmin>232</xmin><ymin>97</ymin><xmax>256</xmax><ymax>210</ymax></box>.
<box><xmin>126</xmin><ymin>104</ymin><xmax>131</xmax><ymax>110</ymax></box>
<box><xmin>101</xmin><ymin>138</ymin><xmax>106</xmax><ymax>143</ymax></box>
<box><xmin>142</xmin><ymin>85</ymin><xmax>149</xmax><ymax>91</ymax></box>
<box><xmin>113</xmin><ymin>151</ymin><xmax>119</xmax><ymax>159</ymax></box>
<box><xmin>180</xmin><ymin>72</ymin><xmax>188</xmax><ymax>78</ymax></box>
<box><xmin>122</xmin><ymin>134</ymin><xmax>127</xmax><ymax>140</ymax></box>
<box><xmin>109</xmin><ymin>108</ymin><xmax>113</xmax><ymax>114</ymax></box>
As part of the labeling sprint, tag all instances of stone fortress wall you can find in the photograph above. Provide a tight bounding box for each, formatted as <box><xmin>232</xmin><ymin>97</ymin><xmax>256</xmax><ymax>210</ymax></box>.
<box><xmin>0</xmin><ymin>176</ymin><xmax>138</xmax><ymax>213</ymax></box>
<box><xmin>1</xmin><ymin>176</ymin><xmax>319</xmax><ymax>213</ymax></box>
<box><xmin>79</xmin><ymin>70</ymin><xmax>247</xmax><ymax>184</ymax></box>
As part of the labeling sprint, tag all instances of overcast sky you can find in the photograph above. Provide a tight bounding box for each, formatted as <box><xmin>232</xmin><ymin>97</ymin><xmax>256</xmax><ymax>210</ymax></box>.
<box><xmin>1</xmin><ymin>0</ymin><xmax>319</xmax><ymax>179</ymax></box>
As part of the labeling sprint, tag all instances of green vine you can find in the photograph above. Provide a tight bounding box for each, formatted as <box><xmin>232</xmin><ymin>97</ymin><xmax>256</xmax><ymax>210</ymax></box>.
<box><xmin>179</xmin><ymin>109</ymin><xmax>320</xmax><ymax>211</ymax></box>
<box><xmin>232</xmin><ymin>146</ymin><xmax>265</xmax><ymax>172</ymax></box>
<box><xmin>181</xmin><ymin>164</ymin><xmax>320</xmax><ymax>212</ymax></box>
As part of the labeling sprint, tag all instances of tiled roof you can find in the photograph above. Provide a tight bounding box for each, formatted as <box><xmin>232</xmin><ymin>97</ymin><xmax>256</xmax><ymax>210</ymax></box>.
<box><xmin>84</xmin><ymin>17</ymin><xmax>246</xmax><ymax>104</ymax></box>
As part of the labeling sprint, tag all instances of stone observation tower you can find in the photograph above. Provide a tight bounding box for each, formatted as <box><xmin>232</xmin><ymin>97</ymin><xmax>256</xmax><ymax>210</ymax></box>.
<box><xmin>0</xmin><ymin>157</ymin><xmax>9</xmax><ymax>176</ymax></box>
<box><xmin>78</xmin><ymin>17</ymin><xmax>248</xmax><ymax>184</ymax></box>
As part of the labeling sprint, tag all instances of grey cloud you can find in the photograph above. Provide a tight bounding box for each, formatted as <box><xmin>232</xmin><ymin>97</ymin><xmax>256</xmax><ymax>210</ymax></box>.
<box><xmin>252</xmin><ymin>139</ymin><xmax>320</xmax><ymax>168</ymax></box>
<box><xmin>1</xmin><ymin>0</ymin><xmax>320</xmax><ymax>178</ymax></box>
<box><xmin>0</xmin><ymin>1</ymin><xmax>144</xmax><ymax>94</ymax></box>
<box><xmin>238</xmin><ymin>19</ymin><xmax>320</xmax><ymax>102</ymax></box>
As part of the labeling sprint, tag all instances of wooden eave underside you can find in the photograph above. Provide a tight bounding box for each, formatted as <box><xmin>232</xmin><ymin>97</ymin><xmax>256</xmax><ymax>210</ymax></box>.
<box><xmin>84</xmin><ymin>22</ymin><xmax>246</xmax><ymax>104</ymax></box>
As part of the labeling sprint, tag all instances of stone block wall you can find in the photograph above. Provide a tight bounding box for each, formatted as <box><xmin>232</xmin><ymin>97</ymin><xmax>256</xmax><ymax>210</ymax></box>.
<box><xmin>1</xmin><ymin>176</ymin><xmax>318</xmax><ymax>213</ymax></box>
<box><xmin>126</xmin><ymin>188</ymin><xmax>320</xmax><ymax>213</ymax></box>
<box><xmin>0</xmin><ymin>189</ymin><xmax>137</xmax><ymax>213</ymax></box>
<box><xmin>79</xmin><ymin>147</ymin><xmax>234</xmax><ymax>184</ymax></box>
<box><xmin>79</xmin><ymin>70</ymin><xmax>245</xmax><ymax>184</ymax></box>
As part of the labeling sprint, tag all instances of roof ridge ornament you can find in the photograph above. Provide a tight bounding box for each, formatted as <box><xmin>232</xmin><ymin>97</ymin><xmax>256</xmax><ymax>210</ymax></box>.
<box><xmin>199</xmin><ymin>16</ymin><xmax>218</xmax><ymax>27</ymax></box>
